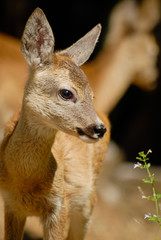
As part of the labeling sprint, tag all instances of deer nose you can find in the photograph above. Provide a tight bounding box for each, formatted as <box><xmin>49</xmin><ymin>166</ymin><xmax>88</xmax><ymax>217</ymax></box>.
<box><xmin>93</xmin><ymin>124</ymin><xmax>106</xmax><ymax>138</ymax></box>
<box><xmin>77</xmin><ymin>123</ymin><xmax>106</xmax><ymax>140</ymax></box>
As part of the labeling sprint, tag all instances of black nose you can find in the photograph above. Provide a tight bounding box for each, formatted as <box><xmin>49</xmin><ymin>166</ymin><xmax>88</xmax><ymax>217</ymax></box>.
<box><xmin>77</xmin><ymin>124</ymin><xmax>106</xmax><ymax>140</ymax></box>
<box><xmin>93</xmin><ymin>124</ymin><xmax>106</xmax><ymax>138</ymax></box>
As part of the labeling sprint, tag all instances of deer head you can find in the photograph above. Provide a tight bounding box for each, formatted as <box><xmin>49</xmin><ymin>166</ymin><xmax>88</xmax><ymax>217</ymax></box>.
<box><xmin>21</xmin><ymin>8</ymin><xmax>106</xmax><ymax>143</ymax></box>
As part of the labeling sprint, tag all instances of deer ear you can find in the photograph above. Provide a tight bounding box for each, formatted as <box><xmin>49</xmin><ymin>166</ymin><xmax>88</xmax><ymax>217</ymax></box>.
<box><xmin>21</xmin><ymin>8</ymin><xmax>54</xmax><ymax>67</ymax></box>
<box><xmin>58</xmin><ymin>24</ymin><xmax>101</xmax><ymax>66</ymax></box>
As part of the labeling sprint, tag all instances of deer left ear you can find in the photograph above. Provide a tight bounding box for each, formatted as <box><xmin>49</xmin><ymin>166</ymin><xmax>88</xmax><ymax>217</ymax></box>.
<box><xmin>21</xmin><ymin>8</ymin><xmax>55</xmax><ymax>67</ymax></box>
<box><xmin>58</xmin><ymin>24</ymin><xmax>101</xmax><ymax>66</ymax></box>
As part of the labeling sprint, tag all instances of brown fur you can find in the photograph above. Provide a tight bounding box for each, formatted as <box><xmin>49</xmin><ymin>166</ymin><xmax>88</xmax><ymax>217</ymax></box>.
<box><xmin>0</xmin><ymin>8</ymin><xmax>110</xmax><ymax>240</ymax></box>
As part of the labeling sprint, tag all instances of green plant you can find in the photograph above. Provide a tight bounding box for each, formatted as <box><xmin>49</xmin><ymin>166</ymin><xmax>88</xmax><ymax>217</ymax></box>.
<box><xmin>134</xmin><ymin>150</ymin><xmax>161</xmax><ymax>229</ymax></box>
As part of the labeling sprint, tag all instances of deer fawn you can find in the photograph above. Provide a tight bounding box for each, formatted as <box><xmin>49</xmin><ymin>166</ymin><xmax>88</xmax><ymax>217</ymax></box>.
<box><xmin>0</xmin><ymin>8</ymin><xmax>110</xmax><ymax>240</ymax></box>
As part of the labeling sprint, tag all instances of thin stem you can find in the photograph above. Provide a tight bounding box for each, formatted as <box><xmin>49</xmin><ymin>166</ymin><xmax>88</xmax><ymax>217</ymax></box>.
<box><xmin>144</xmin><ymin>157</ymin><xmax>161</xmax><ymax>228</ymax></box>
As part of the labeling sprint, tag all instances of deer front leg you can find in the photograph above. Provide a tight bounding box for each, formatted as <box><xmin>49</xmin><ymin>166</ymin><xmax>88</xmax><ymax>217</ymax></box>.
<box><xmin>42</xmin><ymin>197</ymin><xmax>69</xmax><ymax>240</ymax></box>
<box><xmin>4</xmin><ymin>207</ymin><xmax>26</xmax><ymax>240</ymax></box>
<box><xmin>67</xmin><ymin>208</ymin><xmax>92</xmax><ymax>240</ymax></box>
<box><xmin>67</xmin><ymin>191</ymin><xmax>97</xmax><ymax>240</ymax></box>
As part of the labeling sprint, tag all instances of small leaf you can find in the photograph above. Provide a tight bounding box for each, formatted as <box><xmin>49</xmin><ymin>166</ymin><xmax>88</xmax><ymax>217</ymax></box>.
<box><xmin>149</xmin><ymin>216</ymin><xmax>157</xmax><ymax>222</ymax></box>
<box><xmin>142</xmin><ymin>178</ymin><xmax>152</xmax><ymax>184</ymax></box>
<box><xmin>156</xmin><ymin>194</ymin><xmax>161</xmax><ymax>200</ymax></box>
<box><xmin>136</xmin><ymin>156</ymin><xmax>144</xmax><ymax>162</ymax></box>
<box><xmin>153</xmin><ymin>178</ymin><xmax>158</xmax><ymax>182</ymax></box>
<box><xmin>138</xmin><ymin>151</ymin><xmax>145</xmax><ymax>157</ymax></box>
<box><xmin>146</xmin><ymin>163</ymin><xmax>151</xmax><ymax>168</ymax></box>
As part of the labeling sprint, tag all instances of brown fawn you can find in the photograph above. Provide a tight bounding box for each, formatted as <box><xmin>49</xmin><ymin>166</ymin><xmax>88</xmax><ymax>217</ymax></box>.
<box><xmin>0</xmin><ymin>7</ymin><xmax>110</xmax><ymax>240</ymax></box>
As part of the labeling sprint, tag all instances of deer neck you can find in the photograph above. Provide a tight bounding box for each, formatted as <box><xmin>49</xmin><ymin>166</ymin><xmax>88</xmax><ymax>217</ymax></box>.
<box><xmin>4</xmin><ymin>106</ymin><xmax>57</xmax><ymax>181</ymax></box>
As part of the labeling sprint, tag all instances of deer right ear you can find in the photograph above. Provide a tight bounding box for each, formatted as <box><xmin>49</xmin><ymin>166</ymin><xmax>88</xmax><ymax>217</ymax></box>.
<box><xmin>58</xmin><ymin>24</ymin><xmax>101</xmax><ymax>66</ymax></box>
<box><xmin>21</xmin><ymin>8</ymin><xmax>55</xmax><ymax>67</ymax></box>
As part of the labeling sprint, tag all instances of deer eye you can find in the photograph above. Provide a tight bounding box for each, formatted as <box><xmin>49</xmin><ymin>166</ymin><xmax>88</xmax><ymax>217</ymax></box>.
<box><xmin>59</xmin><ymin>89</ymin><xmax>75</xmax><ymax>101</ymax></box>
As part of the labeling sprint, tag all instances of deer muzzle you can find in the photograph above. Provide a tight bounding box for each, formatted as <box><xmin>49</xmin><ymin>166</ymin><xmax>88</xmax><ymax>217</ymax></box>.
<box><xmin>77</xmin><ymin>123</ymin><xmax>106</xmax><ymax>143</ymax></box>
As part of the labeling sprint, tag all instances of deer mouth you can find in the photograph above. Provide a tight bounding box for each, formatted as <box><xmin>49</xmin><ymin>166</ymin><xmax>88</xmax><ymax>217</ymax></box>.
<box><xmin>77</xmin><ymin>128</ymin><xmax>98</xmax><ymax>140</ymax></box>
<box><xmin>77</xmin><ymin>129</ymin><xmax>99</xmax><ymax>143</ymax></box>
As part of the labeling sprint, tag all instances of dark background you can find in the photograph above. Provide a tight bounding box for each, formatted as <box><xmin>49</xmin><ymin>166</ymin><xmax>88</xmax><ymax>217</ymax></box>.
<box><xmin>0</xmin><ymin>0</ymin><xmax>161</xmax><ymax>165</ymax></box>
